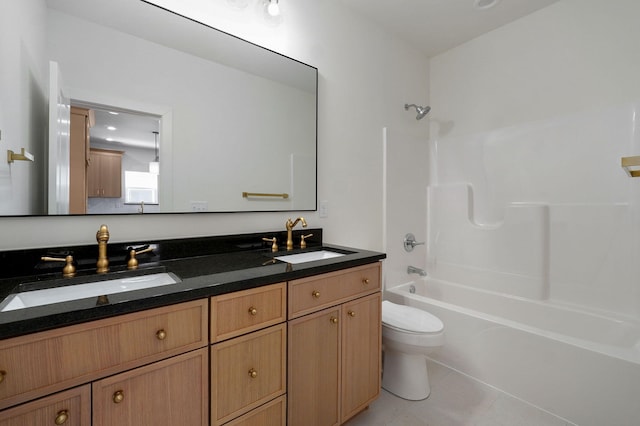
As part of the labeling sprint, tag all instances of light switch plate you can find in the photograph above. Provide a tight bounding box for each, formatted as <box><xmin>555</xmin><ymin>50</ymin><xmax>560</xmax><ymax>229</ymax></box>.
<box><xmin>319</xmin><ymin>200</ymin><xmax>328</xmax><ymax>218</ymax></box>
<box><xmin>190</xmin><ymin>201</ymin><xmax>208</xmax><ymax>212</ymax></box>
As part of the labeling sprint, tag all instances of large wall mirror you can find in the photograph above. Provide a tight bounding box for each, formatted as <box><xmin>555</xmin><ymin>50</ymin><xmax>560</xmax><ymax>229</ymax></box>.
<box><xmin>1</xmin><ymin>0</ymin><xmax>317</xmax><ymax>216</ymax></box>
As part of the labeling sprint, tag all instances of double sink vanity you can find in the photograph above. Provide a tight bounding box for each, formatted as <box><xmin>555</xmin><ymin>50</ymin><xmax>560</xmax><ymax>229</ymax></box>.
<box><xmin>0</xmin><ymin>225</ymin><xmax>385</xmax><ymax>425</ymax></box>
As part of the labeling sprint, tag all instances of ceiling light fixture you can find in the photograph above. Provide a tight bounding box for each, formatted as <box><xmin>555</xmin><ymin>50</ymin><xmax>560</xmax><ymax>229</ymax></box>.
<box><xmin>267</xmin><ymin>0</ymin><xmax>280</xmax><ymax>17</ymax></box>
<box><xmin>473</xmin><ymin>0</ymin><xmax>500</xmax><ymax>10</ymax></box>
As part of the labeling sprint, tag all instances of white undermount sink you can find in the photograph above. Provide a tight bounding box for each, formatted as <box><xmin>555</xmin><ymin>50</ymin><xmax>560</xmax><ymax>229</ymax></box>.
<box><xmin>0</xmin><ymin>272</ymin><xmax>179</xmax><ymax>312</ymax></box>
<box><xmin>274</xmin><ymin>250</ymin><xmax>346</xmax><ymax>264</ymax></box>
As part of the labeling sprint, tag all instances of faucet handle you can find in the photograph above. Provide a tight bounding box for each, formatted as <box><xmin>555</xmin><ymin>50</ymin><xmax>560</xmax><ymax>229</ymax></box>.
<box><xmin>403</xmin><ymin>233</ymin><xmax>425</xmax><ymax>252</ymax></box>
<box><xmin>300</xmin><ymin>234</ymin><xmax>313</xmax><ymax>249</ymax></box>
<box><xmin>262</xmin><ymin>237</ymin><xmax>278</xmax><ymax>252</ymax></box>
<box><xmin>127</xmin><ymin>246</ymin><xmax>153</xmax><ymax>270</ymax></box>
<box><xmin>41</xmin><ymin>255</ymin><xmax>76</xmax><ymax>277</ymax></box>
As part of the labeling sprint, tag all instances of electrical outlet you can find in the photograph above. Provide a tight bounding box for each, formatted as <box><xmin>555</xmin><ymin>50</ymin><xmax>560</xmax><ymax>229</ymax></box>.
<box><xmin>191</xmin><ymin>201</ymin><xmax>208</xmax><ymax>212</ymax></box>
<box><xmin>319</xmin><ymin>200</ymin><xmax>329</xmax><ymax>218</ymax></box>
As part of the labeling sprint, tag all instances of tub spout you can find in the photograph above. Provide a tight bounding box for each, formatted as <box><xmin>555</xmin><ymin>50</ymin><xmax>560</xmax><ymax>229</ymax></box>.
<box><xmin>407</xmin><ymin>265</ymin><xmax>427</xmax><ymax>276</ymax></box>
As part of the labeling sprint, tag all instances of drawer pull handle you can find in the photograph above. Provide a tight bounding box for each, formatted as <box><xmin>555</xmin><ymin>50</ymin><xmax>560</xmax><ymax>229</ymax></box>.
<box><xmin>55</xmin><ymin>410</ymin><xmax>69</xmax><ymax>425</ymax></box>
<box><xmin>0</xmin><ymin>370</ymin><xmax>5</xmax><ymax>384</ymax></box>
<box><xmin>348</xmin><ymin>310</ymin><xmax>356</xmax><ymax>317</ymax></box>
<box><xmin>330</xmin><ymin>316</ymin><xmax>339</xmax><ymax>324</ymax></box>
<box><xmin>248</xmin><ymin>368</ymin><xmax>258</xmax><ymax>378</ymax></box>
<box><xmin>312</xmin><ymin>290</ymin><xmax>321</xmax><ymax>299</ymax></box>
<box><xmin>156</xmin><ymin>329</ymin><xmax>167</xmax><ymax>340</ymax></box>
<box><xmin>248</xmin><ymin>307</ymin><xmax>258</xmax><ymax>316</ymax></box>
<box><xmin>362</xmin><ymin>278</ymin><xmax>370</xmax><ymax>285</ymax></box>
<box><xmin>113</xmin><ymin>390</ymin><xmax>124</xmax><ymax>404</ymax></box>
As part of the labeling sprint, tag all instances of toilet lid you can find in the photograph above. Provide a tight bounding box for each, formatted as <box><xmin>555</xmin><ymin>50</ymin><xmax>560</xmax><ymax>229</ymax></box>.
<box><xmin>382</xmin><ymin>300</ymin><xmax>443</xmax><ymax>333</ymax></box>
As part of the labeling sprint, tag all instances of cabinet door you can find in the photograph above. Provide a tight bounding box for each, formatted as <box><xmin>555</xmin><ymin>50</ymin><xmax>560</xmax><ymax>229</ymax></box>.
<box><xmin>88</xmin><ymin>149</ymin><xmax>122</xmax><ymax>198</ymax></box>
<box><xmin>100</xmin><ymin>151</ymin><xmax>122</xmax><ymax>197</ymax></box>
<box><xmin>211</xmin><ymin>323</ymin><xmax>286</xmax><ymax>425</ymax></box>
<box><xmin>92</xmin><ymin>348</ymin><xmax>208</xmax><ymax>426</ymax></box>
<box><xmin>0</xmin><ymin>385</ymin><xmax>90</xmax><ymax>426</ymax></box>
<box><xmin>341</xmin><ymin>293</ymin><xmax>382</xmax><ymax>423</ymax></box>
<box><xmin>288</xmin><ymin>307</ymin><xmax>341</xmax><ymax>426</ymax></box>
<box><xmin>87</xmin><ymin>149</ymin><xmax>101</xmax><ymax>197</ymax></box>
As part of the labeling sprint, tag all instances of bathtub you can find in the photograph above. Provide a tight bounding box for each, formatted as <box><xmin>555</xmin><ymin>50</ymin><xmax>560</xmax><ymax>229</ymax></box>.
<box><xmin>385</xmin><ymin>278</ymin><xmax>640</xmax><ymax>426</ymax></box>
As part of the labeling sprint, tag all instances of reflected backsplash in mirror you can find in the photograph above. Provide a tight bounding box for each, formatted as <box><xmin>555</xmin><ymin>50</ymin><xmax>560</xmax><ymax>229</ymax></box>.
<box><xmin>1</xmin><ymin>0</ymin><xmax>317</xmax><ymax>216</ymax></box>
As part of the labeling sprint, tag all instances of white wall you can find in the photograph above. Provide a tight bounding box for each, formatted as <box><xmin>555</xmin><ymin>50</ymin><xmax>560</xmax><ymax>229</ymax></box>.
<box><xmin>0</xmin><ymin>0</ymin><xmax>429</xmax><ymax>256</ymax></box>
<box><xmin>429</xmin><ymin>0</ymin><xmax>640</xmax><ymax>318</ymax></box>
<box><xmin>0</xmin><ymin>0</ymin><xmax>48</xmax><ymax>216</ymax></box>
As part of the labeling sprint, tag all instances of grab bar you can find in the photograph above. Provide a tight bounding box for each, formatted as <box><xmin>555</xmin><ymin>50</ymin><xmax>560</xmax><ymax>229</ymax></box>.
<box><xmin>242</xmin><ymin>192</ymin><xmax>289</xmax><ymax>199</ymax></box>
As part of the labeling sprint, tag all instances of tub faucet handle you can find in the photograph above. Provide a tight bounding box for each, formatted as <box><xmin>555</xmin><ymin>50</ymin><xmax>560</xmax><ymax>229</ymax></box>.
<box><xmin>404</xmin><ymin>233</ymin><xmax>425</xmax><ymax>252</ymax></box>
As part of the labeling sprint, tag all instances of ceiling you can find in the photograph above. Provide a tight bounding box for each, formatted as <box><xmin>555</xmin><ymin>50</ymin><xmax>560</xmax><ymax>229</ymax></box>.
<box><xmin>339</xmin><ymin>0</ymin><xmax>560</xmax><ymax>57</ymax></box>
<box><xmin>74</xmin><ymin>104</ymin><xmax>160</xmax><ymax>151</ymax></box>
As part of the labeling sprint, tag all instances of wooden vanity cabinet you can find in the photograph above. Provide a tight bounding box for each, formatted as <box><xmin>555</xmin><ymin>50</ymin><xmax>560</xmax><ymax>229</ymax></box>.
<box><xmin>210</xmin><ymin>283</ymin><xmax>287</xmax><ymax>426</ymax></box>
<box><xmin>288</xmin><ymin>263</ymin><xmax>382</xmax><ymax>426</ymax></box>
<box><xmin>0</xmin><ymin>299</ymin><xmax>207</xmax><ymax>411</ymax></box>
<box><xmin>0</xmin><ymin>299</ymin><xmax>208</xmax><ymax>425</ymax></box>
<box><xmin>0</xmin><ymin>260</ymin><xmax>382</xmax><ymax>426</ymax></box>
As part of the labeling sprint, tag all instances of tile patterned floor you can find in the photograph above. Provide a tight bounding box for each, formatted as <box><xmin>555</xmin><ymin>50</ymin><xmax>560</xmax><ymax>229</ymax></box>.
<box><xmin>345</xmin><ymin>360</ymin><xmax>574</xmax><ymax>426</ymax></box>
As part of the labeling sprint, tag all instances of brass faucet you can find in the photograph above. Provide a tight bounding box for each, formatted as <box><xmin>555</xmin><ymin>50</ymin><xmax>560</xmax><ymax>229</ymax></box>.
<box><xmin>285</xmin><ymin>217</ymin><xmax>307</xmax><ymax>251</ymax></box>
<box><xmin>96</xmin><ymin>224</ymin><xmax>110</xmax><ymax>273</ymax></box>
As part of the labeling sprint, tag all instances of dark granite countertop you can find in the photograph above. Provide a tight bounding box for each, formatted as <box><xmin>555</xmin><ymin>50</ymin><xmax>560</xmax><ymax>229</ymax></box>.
<box><xmin>0</xmin><ymin>230</ymin><xmax>385</xmax><ymax>340</ymax></box>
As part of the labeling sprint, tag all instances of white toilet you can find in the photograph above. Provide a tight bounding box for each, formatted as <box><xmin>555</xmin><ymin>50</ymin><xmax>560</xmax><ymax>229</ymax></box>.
<box><xmin>381</xmin><ymin>300</ymin><xmax>444</xmax><ymax>400</ymax></box>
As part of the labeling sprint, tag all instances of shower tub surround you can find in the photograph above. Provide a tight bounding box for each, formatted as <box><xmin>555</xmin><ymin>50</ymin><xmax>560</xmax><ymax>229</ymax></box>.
<box><xmin>397</xmin><ymin>102</ymin><xmax>640</xmax><ymax>426</ymax></box>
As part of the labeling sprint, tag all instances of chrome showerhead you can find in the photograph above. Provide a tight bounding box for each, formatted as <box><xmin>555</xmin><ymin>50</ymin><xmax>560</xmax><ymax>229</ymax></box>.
<box><xmin>404</xmin><ymin>103</ymin><xmax>431</xmax><ymax>120</ymax></box>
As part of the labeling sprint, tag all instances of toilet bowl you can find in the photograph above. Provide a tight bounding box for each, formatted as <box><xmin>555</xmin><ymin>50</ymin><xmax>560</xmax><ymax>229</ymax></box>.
<box><xmin>381</xmin><ymin>300</ymin><xmax>444</xmax><ymax>400</ymax></box>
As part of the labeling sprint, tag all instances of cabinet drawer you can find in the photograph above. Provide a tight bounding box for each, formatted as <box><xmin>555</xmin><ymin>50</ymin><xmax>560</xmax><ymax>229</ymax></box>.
<box><xmin>223</xmin><ymin>395</ymin><xmax>286</xmax><ymax>426</ymax></box>
<box><xmin>211</xmin><ymin>323</ymin><xmax>286</xmax><ymax>425</ymax></box>
<box><xmin>0</xmin><ymin>299</ymin><xmax>208</xmax><ymax>410</ymax></box>
<box><xmin>211</xmin><ymin>283</ymin><xmax>286</xmax><ymax>342</ymax></box>
<box><xmin>0</xmin><ymin>384</ymin><xmax>90</xmax><ymax>426</ymax></box>
<box><xmin>92</xmin><ymin>348</ymin><xmax>208</xmax><ymax>426</ymax></box>
<box><xmin>288</xmin><ymin>263</ymin><xmax>381</xmax><ymax>318</ymax></box>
